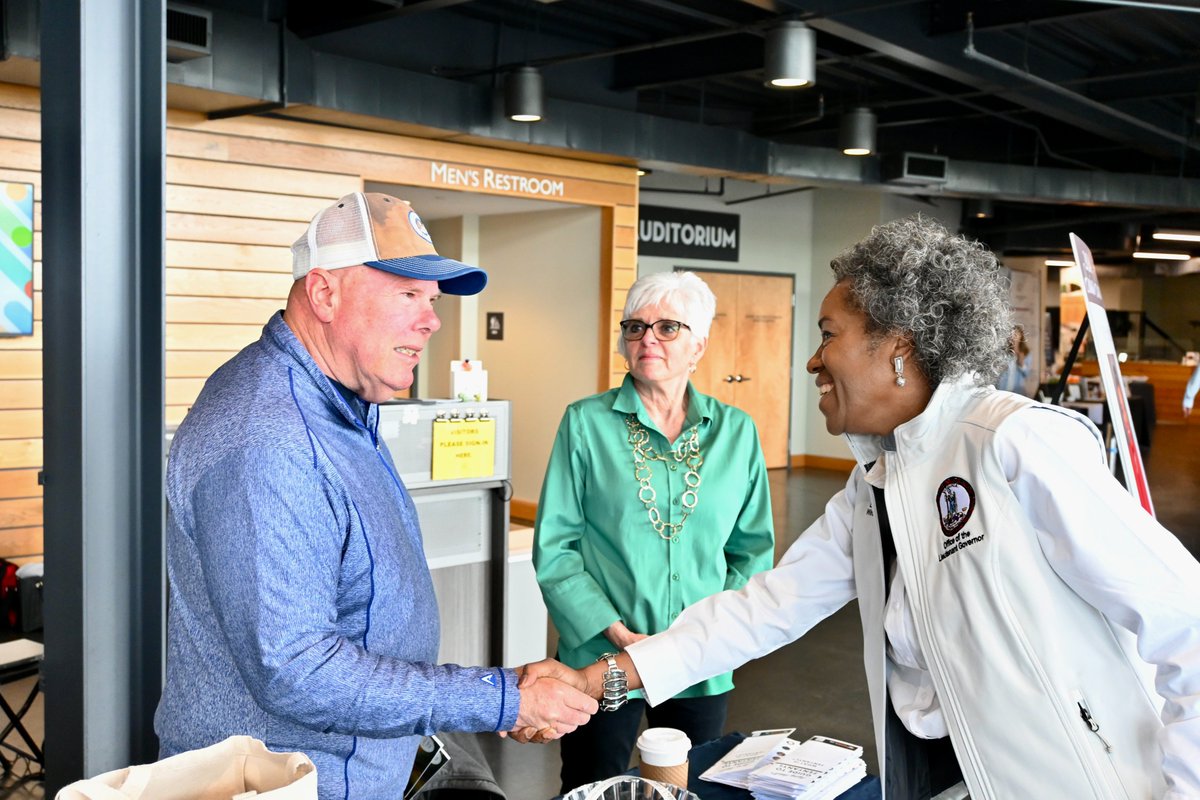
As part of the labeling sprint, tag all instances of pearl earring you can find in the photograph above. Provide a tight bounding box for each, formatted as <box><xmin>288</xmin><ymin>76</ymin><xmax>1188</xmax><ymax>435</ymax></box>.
<box><xmin>893</xmin><ymin>356</ymin><xmax>906</xmax><ymax>387</ymax></box>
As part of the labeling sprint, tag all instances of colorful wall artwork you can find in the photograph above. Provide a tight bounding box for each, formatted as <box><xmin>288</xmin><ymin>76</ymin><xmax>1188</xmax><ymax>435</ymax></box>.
<box><xmin>0</xmin><ymin>182</ymin><xmax>34</xmax><ymax>336</ymax></box>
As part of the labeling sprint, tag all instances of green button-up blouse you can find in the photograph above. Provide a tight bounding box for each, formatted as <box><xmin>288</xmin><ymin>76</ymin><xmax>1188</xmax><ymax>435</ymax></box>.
<box><xmin>533</xmin><ymin>374</ymin><xmax>775</xmax><ymax>698</ymax></box>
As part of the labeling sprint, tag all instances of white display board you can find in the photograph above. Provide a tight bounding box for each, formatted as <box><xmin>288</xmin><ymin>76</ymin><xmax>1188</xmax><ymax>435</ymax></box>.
<box><xmin>1006</xmin><ymin>263</ymin><xmax>1043</xmax><ymax>397</ymax></box>
<box><xmin>1069</xmin><ymin>233</ymin><xmax>1154</xmax><ymax>515</ymax></box>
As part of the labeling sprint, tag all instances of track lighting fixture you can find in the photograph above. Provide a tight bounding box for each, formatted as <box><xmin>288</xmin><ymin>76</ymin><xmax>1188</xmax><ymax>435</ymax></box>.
<box><xmin>764</xmin><ymin>21</ymin><xmax>815</xmax><ymax>88</ymax></box>
<box><xmin>839</xmin><ymin>107</ymin><xmax>876</xmax><ymax>156</ymax></box>
<box><xmin>505</xmin><ymin>66</ymin><xmax>544</xmax><ymax>122</ymax></box>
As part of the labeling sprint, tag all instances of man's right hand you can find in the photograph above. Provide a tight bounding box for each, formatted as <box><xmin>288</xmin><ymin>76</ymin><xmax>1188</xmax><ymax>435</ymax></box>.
<box><xmin>509</xmin><ymin>667</ymin><xmax>597</xmax><ymax>742</ymax></box>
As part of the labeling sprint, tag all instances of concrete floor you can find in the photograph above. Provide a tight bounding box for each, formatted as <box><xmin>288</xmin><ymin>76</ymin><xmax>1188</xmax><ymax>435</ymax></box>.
<box><xmin>3</xmin><ymin>423</ymin><xmax>1197</xmax><ymax>799</ymax></box>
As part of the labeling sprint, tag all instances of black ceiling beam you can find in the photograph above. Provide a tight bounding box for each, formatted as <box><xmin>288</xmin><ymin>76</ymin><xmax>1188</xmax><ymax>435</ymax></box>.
<box><xmin>928</xmin><ymin>0</ymin><xmax>1112</xmax><ymax>35</ymax></box>
<box><xmin>612</xmin><ymin>33</ymin><xmax>764</xmax><ymax>91</ymax></box>
<box><xmin>787</xmin><ymin>0</ymin><xmax>1192</xmax><ymax>159</ymax></box>
<box><xmin>628</xmin><ymin>0</ymin><xmax>756</xmax><ymax>27</ymax></box>
<box><xmin>287</xmin><ymin>0</ymin><xmax>473</xmax><ymax>39</ymax></box>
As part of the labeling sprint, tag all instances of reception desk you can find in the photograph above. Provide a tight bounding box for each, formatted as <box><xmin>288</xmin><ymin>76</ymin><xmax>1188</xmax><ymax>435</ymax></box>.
<box><xmin>1072</xmin><ymin>361</ymin><xmax>1195</xmax><ymax>425</ymax></box>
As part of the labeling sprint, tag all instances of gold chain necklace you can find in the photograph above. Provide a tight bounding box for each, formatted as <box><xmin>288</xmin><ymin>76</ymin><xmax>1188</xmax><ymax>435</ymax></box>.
<box><xmin>625</xmin><ymin>414</ymin><xmax>703</xmax><ymax>540</ymax></box>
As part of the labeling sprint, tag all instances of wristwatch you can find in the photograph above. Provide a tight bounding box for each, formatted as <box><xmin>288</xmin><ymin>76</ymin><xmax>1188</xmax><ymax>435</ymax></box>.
<box><xmin>596</xmin><ymin>652</ymin><xmax>629</xmax><ymax>712</ymax></box>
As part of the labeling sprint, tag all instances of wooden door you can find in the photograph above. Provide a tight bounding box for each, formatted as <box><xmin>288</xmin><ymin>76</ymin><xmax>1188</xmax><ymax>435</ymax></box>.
<box><xmin>689</xmin><ymin>270</ymin><xmax>794</xmax><ymax>468</ymax></box>
<box><xmin>691</xmin><ymin>271</ymin><xmax>739</xmax><ymax>406</ymax></box>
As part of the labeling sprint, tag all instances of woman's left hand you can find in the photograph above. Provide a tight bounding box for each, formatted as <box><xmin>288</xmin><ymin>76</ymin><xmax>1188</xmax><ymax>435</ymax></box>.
<box><xmin>605</xmin><ymin>621</ymin><xmax>649</xmax><ymax>650</ymax></box>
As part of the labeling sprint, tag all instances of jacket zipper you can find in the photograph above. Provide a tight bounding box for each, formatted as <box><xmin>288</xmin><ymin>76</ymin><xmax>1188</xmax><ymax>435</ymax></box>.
<box><xmin>1076</xmin><ymin>698</ymin><xmax>1114</xmax><ymax>753</ymax></box>
<box><xmin>1071</xmin><ymin>690</ymin><xmax>1133</xmax><ymax>800</ymax></box>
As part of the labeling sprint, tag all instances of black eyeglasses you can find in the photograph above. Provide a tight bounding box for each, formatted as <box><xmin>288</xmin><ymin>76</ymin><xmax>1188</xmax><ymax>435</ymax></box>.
<box><xmin>619</xmin><ymin>319</ymin><xmax>691</xmax><ymax>341</ymax></box>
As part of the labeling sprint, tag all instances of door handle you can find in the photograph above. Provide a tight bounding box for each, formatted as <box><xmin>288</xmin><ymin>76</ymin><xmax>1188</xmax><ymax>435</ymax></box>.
<box><xmin>724</xmin><ymin>375</ymin><xmax>736</xmax><ymax>383</ymax></box>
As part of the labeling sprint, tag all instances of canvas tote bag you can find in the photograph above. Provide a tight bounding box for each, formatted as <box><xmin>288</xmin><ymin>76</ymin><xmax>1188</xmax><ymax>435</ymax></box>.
<box><xmin>55</xmin><ymin>736</ymin><xmax>317</xmax><ymax>800</ymax></box>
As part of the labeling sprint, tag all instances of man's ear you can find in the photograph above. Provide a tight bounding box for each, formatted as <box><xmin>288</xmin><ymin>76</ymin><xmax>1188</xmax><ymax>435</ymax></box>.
<box><xmin>304</xmin><ymin>269</ymin><xmax>339</xmax><ymax>324</ymax></box>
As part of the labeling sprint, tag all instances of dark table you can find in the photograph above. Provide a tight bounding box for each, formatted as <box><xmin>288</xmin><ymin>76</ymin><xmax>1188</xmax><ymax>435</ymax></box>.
<box><xmin>682</xmin><ymin>734</ymin><xmax>881</xmax><ymax>800</ymax></box>
<box><xmin>554</xmin><ymin>733</ymin><xmax>882</xmax><ymax>800</ymax></box>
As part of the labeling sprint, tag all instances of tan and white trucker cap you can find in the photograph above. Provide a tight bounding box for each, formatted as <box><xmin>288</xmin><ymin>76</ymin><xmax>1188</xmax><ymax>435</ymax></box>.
<box><xmin>291</xmin><ymin>192</ymin><xmax>487</xmax><ymax>296</ymax></box>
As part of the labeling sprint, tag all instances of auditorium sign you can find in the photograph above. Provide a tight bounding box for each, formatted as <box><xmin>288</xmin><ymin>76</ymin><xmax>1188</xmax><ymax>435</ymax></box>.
<box><xmin>638</xmin><ymin>205</ymin><xmax>740</xmax><ymax>262</ymax></box>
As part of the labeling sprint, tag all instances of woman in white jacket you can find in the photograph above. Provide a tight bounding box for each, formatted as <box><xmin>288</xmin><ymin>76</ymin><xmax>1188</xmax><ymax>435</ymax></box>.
<box><xmin>522</xmin><ymin>216</ymin><xmax>1200</xmax><ymax>800</ymax></box>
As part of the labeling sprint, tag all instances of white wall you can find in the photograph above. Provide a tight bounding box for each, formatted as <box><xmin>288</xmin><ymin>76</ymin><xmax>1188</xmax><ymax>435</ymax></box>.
<box><xmin>803</xmin><ymin>189</ymin><xmax>964</xmax><ymax>459</ymax></box>
<box><xmin>476</xmin><ymin>207</ymin><xmax>602</xmax><ymax>503</ymax></box>
<box><xmin>636</xmin><ymin>184</ymin><xmax>816</xmax><ymax>456</ymax></box>
<box><xmin>421</xmin><ymin>215</ymin><xmax>479</xmax><ymax>399</ymax></box>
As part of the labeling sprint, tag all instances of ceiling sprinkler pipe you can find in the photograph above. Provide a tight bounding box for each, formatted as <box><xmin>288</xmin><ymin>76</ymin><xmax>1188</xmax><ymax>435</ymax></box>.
<box><xmin>963</xmin><ymin>13</ymin><xmax>1199</xmax><ymax>152</ymax></box>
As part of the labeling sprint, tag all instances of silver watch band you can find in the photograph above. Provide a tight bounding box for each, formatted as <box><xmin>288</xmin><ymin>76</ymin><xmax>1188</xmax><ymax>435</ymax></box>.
<box><xmin>597</xmin><ymin>652</ymin><xmax>628</xmax><ymax>712</ymax></box>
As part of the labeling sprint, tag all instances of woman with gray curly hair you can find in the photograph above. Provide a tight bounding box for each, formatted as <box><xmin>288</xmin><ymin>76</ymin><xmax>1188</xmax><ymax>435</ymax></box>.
<box><xmin>525</xmin><ymin>216</ymin><xmax>1200</xmax><ymax>800</ymax></box>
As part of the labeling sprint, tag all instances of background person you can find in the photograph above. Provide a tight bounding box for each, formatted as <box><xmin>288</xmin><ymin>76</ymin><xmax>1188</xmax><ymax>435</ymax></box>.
<box><xmin>533</xmin><ymin>271</ymin><xmax>775</xmax><ymax>792</ymax></box>
<box><xmin>530</xmin><ymin>216</ymin><xmax>1200</xmax><ymax>800</ymax></box>
<box><xmin>1184</xmin><ymin>359</ymin><xmax>1200</xmax><ymax>418</ymax></box>
<box><xmin>155</xmin><ymin>192</ymin><xmax>596</xmax><ymax>800</ymax></box>
<box><xmin>993</xmin><ymin>324</ymin><xmax>1031</xmax><ymax>395</ymax></box>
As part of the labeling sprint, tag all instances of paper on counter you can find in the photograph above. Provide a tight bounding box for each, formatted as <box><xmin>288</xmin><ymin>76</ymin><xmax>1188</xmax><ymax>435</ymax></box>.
<box><xmin>699</xmin><ymin>728</ymin><xmax>796</xmax><ymax>790</ymax></box>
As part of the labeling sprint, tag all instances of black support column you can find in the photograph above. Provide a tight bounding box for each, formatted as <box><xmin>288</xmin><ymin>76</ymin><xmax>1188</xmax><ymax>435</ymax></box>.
<box><xmin>40</xmin><ymin>0</ymin><xmax>165</xmax><ymax>790</ymax></box>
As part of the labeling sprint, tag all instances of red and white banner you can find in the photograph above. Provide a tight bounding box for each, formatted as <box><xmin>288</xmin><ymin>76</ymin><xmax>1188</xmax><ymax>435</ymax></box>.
<box><xmin>1069</xmin><ymin>233</ymin><xmax>1154</xmax><ymax>515</ymax></box>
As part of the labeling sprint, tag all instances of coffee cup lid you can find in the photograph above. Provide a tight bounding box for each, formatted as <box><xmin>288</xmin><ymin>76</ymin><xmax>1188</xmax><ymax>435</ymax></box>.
<box><xmin>637</xmin><ymin>728</ymin><xmax>691</xmax><ymax>767</ymax></box>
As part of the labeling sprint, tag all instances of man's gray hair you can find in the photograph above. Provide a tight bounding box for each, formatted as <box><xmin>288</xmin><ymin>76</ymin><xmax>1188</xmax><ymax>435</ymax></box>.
<box><xmin>831</xmin><ymin>215</ymin><xmax>1013</xmax><ymax>385</ymax></box>
<box><xmin>619</xmin><ymin>271</ymin><xmax>717</xmax><ymax>357</ymax></box>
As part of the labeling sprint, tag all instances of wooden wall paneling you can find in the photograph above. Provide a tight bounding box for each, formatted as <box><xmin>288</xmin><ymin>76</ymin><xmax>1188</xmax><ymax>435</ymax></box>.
<box><xmin>166</xmin><ymin>378</ymin><xmax>207</xmax><ymax>407</ymax></box>
<box><xmin>0</xmin><ymin>526</ymin><xmax>43</xmax><ymax>557</ymax></box>
<box><xmin>0</xmin><ymin>83</ymin><xmax>41</xmax><ymax>110</ymax></box>
<box><xmin>167</xmin><ymin>185</ymin><xmax>334</xmax><ymax>223</ymax></box>
<box><xmin>0</xmin><ymin>351</ymin><xmax>40</xmax><ymax>379</ymax></box>
<box><xmin>169</xmin><ymin>110</ymin><xmax>638</xmax><ymax>186</ymax></box>
<box><xmin>0</xmin><ymin>439</ymin><xmax>41</xmax><ymax>469</ymax></box>
<box><xmin>0</xmin><ymin>139</ymin><xmax>40</xmax><ymax>171</ymax></box>
<box><xmin>0</xmin><ymin>381</ymin><xmax>40</xmax><ymax>410</ymax></box>
<box><xmin>0</xmin><ymin>469</ymin><xmax>41</xmax><ymax>498</ymax></box>
<box><xmin>168</xmin><ymin>128</ymin><xmax>634</xmax><ymax>207</ymax></box>
<box><xmin>168</xmin><ymin>351</ymin><xmax>239</xmax><ymax>379</ymax></box>
<box><xmin>166</xmin><ymin>156</ymin><xmax>361</xmax><ymax>198</ymax></box>
<box><xmin>166</xmin><ymin>241</ymin><xmax>291</xmax><ymax>272</ymax></box>
<box><xmin>0</xmin><ymin>496</ymin><xmax>42</xmax><ymax>529</ymax></box>
<box><xmin>0</xmin><ymin>410</ymin><xmax>42</xmax><ymax>440</ymax></box>
<box><xmin>167</xmin><ymin>323</ymin><xmax>263</xmax><ymax>351</ymax></box>
<box><xmin>0</xmin><ymin>169</ymin><xmax>41</xmax><ymax>190</ymax></box>
<box><xmin>599</xmin><ymin>206</ymin><xmax>617</xmax><ymax>391</ymax></box>
<box><xmin>0</xmin><ymin>108</ymin><xmax>40</xmax><ymax>141</ymax></box>
<box><xmin>166</xmin><ymin>212</ymin><xmax>303</xmax><ymax>247</ymax></box>
<box><xmin>167</xmin><ymin>296</ymin><xmax>285</xmax><ymax>325</ymax></box>
<box><xmin>166</xmin><ymin>268</ymin><xmax>293</xmax><ymax>299</ymax></box>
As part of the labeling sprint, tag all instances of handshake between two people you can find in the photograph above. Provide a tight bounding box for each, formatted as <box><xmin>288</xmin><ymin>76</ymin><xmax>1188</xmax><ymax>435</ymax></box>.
<box><xmin>502</xmin><ymin>658</ymin><xmax>601</xmax><ymax>744</ymax></box>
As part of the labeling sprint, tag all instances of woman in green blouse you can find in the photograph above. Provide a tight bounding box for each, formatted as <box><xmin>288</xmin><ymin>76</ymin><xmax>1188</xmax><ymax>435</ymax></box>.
<box><xmin>533</xmin><ymin>270</ymin><xmax>776</xmax><ymax>792</ymax></box>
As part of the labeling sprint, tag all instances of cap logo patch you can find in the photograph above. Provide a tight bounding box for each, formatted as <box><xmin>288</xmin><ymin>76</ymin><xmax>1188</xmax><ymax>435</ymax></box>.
<box><xmin>408</xmin><ymin>209</ymin><xmax>433</xmax><ymax>244</ymax></box>
<box><xmin>936</xmin><ymin>477</ymin><xmax>975</xmax><ymax>536</ymax></box>
<box><xmin>481</xmin><ymin>673</ymin><xmax>497</xmax><ymax>687</ymax></box>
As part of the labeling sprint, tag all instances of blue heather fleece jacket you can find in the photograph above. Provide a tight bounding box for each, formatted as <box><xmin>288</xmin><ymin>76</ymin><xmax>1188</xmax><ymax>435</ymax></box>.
<box><xmin>154</xmin><ymin>313</ymin><xmax>520</xmax><ymax>800</ymax></box>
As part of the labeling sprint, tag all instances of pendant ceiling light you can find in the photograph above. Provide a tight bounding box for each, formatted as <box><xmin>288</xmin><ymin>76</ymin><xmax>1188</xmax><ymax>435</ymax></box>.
<box><xmin>505</xmin><ymin>66</ymin><xmax>544</xmax><ymax>122</ymax></box>
<box><xmin>965</xmin><ymin>197</ymin><xmax>994</xmax><ymax>219</ymax></box>
<box><xmin>764</xmin><ymin>21</ymin><xmax>815</xmax><ymax>88</ymax></box>
<box><xmin>839</xmin><ymin>107</ymin><xmax>876</xmax><ymax>156</ymax></box>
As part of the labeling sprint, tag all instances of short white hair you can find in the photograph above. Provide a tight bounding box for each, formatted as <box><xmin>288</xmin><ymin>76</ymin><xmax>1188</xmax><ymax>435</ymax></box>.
<box><xmin>619</xmin><ymin>271</ymin><xmax>717</xmax><ymax>357</ymax></box>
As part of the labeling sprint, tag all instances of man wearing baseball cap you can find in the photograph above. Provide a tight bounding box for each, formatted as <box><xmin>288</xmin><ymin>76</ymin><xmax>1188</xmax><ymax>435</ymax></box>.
<box><xmin>155</xmin><ymin>193</ymin><xmax>596</xmax><ymax>799</ymax></box>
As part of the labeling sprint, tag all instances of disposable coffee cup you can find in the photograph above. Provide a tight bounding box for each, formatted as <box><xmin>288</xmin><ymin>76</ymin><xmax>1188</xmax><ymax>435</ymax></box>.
<box><xmin>637</xmin><ymin>727</ymin><xmax>691</xmax><ymax>789</ymax></box>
